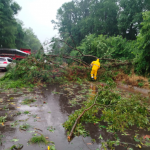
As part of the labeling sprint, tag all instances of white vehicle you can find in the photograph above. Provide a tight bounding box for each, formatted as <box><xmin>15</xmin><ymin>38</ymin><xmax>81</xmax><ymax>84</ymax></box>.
<box><xmin>0</xmin><ymin>57</ymin><xmax>13</xmax><ymax>71</ymax></box>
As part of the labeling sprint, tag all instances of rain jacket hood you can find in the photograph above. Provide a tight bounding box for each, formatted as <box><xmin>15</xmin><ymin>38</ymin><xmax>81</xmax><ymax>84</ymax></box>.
<box><xmin>96</xmin><ymin>59</ymin><xmax>99</xmax><ymax>62</ymax></box>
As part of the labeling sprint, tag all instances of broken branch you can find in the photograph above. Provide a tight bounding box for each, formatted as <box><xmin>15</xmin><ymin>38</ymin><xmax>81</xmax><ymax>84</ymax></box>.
<box><xmin>67</xmin><ymin>93</ymin><xmax>99</xmax><ymax>141</ymax></box>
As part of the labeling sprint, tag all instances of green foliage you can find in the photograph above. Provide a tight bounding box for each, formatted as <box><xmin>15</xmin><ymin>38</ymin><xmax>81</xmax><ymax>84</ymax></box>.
<box><xmin>3</xmin><ymin>105</ymin><xmax>9</xmax><ymax>110</ymax></box>
<box><xmin>118</xmin><ymin>0</ymin><xmax>149</xmax><ymax>40</ymax></box>
<box><xmin>63</xmin><ymin>83</ymin><xmax>149</xmax><ymax>136</ymax></box>
<box><xmin>135</xmin><ymin>11</ymin><xmax>150</xmax><ymax>74</ymax></box>
<box><xmin>77</xmin><ymin>34</ymin><xmax>135</xmax><ymax>62</ymax></box>
<box><xmin>9</xmin><ymin>144</ymin><xmax>23</xmax><ymax>150</ymax></box>
<box><xmin>21</xmin><ymin>98</ymin><xmax>36</xmax><ymax>105</ymax></box>
<box><xmin>23</xmin><ymin>111</ymin><xmax>30</xmax><ymax>114</ymax></box>
<box><xmin>19</xmin><ymin>123</ymin><xmax>30</xmax><ymax>130</ymax></box>
<box><xmin>65</xmin><ymin>65</ymin><xmax>90</xmax><ymax>81</ymax></box>
<box><xmin>0</xmin><ymin>0</ymin><xmax>21</xmax><ymax>48</ymax></box>
<box><xmin>0</xmin><ymin>0</ymin><xmax>41</xmax><ymax>50</ymax></box>
<box><xmin>77</xmin><ymin>34</ymin><xmax>112</xmax><ymax>63</ymax></box>
<box><xmin>23</xmin><ymin>28</ymin><xmax>42</xmax><ymax>51</ymax></box>
<box><xmin>0</xmin><ymin>115</ymin><xmax>7</xmax><ymax>123</ymax></box>
<box><xmin>0</xmin><ymin>54</ymin><xmax>64</xmax><ymax>88</ymax></box>
<box><xmin>50</xmin><ymin>0</ymin><xmax>150</xmax><ymax>75</ymax></box>
<box><xmin>110</xmin><ymin>36</ymin><xmax>135</xmax><ymax>60</ymax></box>
<box><xmin>138</xmin><ymin>82</ymin><xmax>144</xmax><ymax>87</ymax></box>
<box><xmin>0</xmin><ymin>79</ymin><xmax>25</xmax><ymax>89</ymax></box>
<box><xmin>52</xmin><ymin>0</ymin><xmax>150</xmax><ymax>52</ymax></box>
<box><xmin>47</xmin><ymin>126</ymin><xmax>55</xmax><ymax>133</ymax></box>
<box><xmin>10</xmin><ymin>121</ymin><xmax>19</xmax><ymax>127</ymax></box>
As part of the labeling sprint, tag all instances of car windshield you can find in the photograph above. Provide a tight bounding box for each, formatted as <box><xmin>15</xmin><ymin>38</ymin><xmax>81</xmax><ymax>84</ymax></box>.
<box><xmin>7</xmin><ymin>58</ymin><xmax>12</xmax><ymax>62</ymax></box>
<box><xmin>0</xmin><ymin>58</ymin><xmax>6</xmax><ymax>61</ymax></box>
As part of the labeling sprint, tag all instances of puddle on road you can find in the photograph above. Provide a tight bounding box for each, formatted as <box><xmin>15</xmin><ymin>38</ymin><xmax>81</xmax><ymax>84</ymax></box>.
<box><xmin>0</xmin><ymin>83</ymin><xmax>150</xmax><ymax>150</ymax></box>
<box><xmin>0</xmin><ymin>84</ymin><xmax>101</xmax><ymax>150</ymax></box>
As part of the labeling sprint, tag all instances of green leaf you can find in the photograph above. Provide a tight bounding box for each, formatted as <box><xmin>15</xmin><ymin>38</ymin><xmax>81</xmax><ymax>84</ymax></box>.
<box><xmin>99</xmin><ymin>134</ymin><xmax>103</xmax><ymax>140</ymax></box>
<box><xmin>99</xmin><ymin>125</ymin><xmax>107</xmax><ymax>129</ymax></box>
<box><xmin>11</xmin><ymin>138</ymin><xmax>19</xmax><ymax>142</ymax></box>
<box><xmin>134</xmin><ymin>137</ymin><xmax>140</xmax><ymax>142</ymax></box>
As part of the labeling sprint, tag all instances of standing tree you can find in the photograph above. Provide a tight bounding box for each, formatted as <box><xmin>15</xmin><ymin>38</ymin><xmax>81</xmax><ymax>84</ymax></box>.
<box><xmin>0</xmin><ymin>0</ymin><xmax>21</xmax><ymax>48</ymax></box>
<box><xmin>118</xmin><ymin>0</ymin><xmax>150</xmax><ymax>40</ymax></box>
<box><xmin>135</xmin><ymin>11</ymin><xmax>150</xmax><ymax>73</ymax></box>
<box><xmin>23</xmin><ymin>28</ymin><xmax>42</xmax><ymax>51</ymax></box>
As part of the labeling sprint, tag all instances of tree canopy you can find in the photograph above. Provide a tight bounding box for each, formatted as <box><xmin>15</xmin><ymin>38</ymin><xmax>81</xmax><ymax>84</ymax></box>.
<box><xmin>50</xmin><ymin>0</ymin><xmax>150</xmax><ymax>74</ymax></box>
<box><xmin>52</xmin><ymin>0</ymin><xmax>150</xmax><ymax>43</ymax></box>
<box><xmin>0</xmin><ymin>0</ymin><xmax>41</xmax><ymax>51</ymax></box>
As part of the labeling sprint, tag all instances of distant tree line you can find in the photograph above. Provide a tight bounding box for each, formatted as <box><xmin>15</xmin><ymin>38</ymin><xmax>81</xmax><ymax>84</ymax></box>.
<box><xmin>50</xmin><ymin>0</ymin><xmax>150</xmax><ymax>74</ymax></box>
<box><xmin>0</xmin><ymin>0</ymin><xmax>41</xmax><ymax>51</ymax></box>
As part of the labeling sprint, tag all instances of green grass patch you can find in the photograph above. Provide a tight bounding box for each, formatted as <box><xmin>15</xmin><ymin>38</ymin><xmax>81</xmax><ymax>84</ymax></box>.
<box><xmin>0</xmin><ymin>79</ymin><xmax>26</xmax><ymax>89</ymax></box>
<box><xmin>29</xmin><ymin>134</ymin><xmax>49</xmax><ymax>145</ymax></box>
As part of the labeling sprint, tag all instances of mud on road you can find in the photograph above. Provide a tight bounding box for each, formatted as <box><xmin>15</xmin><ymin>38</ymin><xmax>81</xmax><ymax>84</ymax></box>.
<box><xmin>0</xmin><ymin>82</ymin><xmax>150</xmax><ymax>150</ymax></box>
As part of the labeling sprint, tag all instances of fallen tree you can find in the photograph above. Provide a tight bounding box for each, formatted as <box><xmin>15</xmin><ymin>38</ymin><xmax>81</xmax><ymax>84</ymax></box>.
<box><xmin>44</xmin><ymin>37</ymin><xmax>133</xmax><ymax>69</ymax></box>
<box><xmin>41</xmin><ymin>38</ymin><xmax>133</xmax><ymax>69</ymax></box>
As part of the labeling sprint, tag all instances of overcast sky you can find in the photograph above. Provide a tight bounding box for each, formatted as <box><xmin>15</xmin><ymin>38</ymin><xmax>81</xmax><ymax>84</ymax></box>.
<box><xmin>14</xmin><ymin>0</ymin><xmax>71</xmax><ymax>44</ymax></box>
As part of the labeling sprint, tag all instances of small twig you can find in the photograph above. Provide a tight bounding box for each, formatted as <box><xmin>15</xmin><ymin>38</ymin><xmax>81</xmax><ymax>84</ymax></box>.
<box><xmin>34</xmin><ymin>128</ymin><xmax>43</xmax><ymax>132</ymax></box>
<box><xmin>35</xmin><ymin>131</ymin><xmax>42</xmax><ymax>135</ymax></box>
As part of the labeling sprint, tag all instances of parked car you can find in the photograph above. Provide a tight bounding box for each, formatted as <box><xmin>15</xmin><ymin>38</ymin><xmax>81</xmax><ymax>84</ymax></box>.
<box><xmin>0</xmin><ymin>57</ymin><xmax>14</xmax><ymax>71</ymax></box>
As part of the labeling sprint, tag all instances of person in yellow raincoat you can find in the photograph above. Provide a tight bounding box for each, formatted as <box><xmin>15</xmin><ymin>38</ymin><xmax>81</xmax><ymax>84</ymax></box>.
<box><xmin>90</xmin><ymin>59</ymin><xmax>100</xmax><ymax>80</ymax></box>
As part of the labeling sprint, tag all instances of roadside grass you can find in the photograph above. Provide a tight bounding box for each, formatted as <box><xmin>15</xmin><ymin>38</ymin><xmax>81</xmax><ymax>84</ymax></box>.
<box><xmin>0</xmin><ymin>79</ymin><xmax>27</xmax><ymax>89</ymax></box>
<box><xmin>21</xmin><ymin>98</ymin><xmax>36</xmax><ymax>105</ymax></box>
<box><xmin>29</xmin><ymin>134</ymin><xmax>49</xmax><ymax>145</ymax></box>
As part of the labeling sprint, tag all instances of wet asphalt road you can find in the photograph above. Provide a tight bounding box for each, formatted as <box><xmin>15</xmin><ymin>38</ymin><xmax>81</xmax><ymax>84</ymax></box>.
<box><xmin>0</xmin><ymin>83</ymin><xmax>150</xmax><ymax>150</ymax></box>
<box><xmin>0</xmin><ymin>84</ymin><xmax>103</xmax><ymax>150</ymax></box>
<box><xmin>0</xmin><ymin>71</ymin><xmax>5</xmax><ymax>78</ymax></box>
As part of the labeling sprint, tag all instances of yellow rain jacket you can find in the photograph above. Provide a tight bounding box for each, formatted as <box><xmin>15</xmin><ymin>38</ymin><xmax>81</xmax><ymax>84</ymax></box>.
<box><xmin>91</xmin><ymin>59</ymin><xmax>100</xmax><ymax>80</ymax></box>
